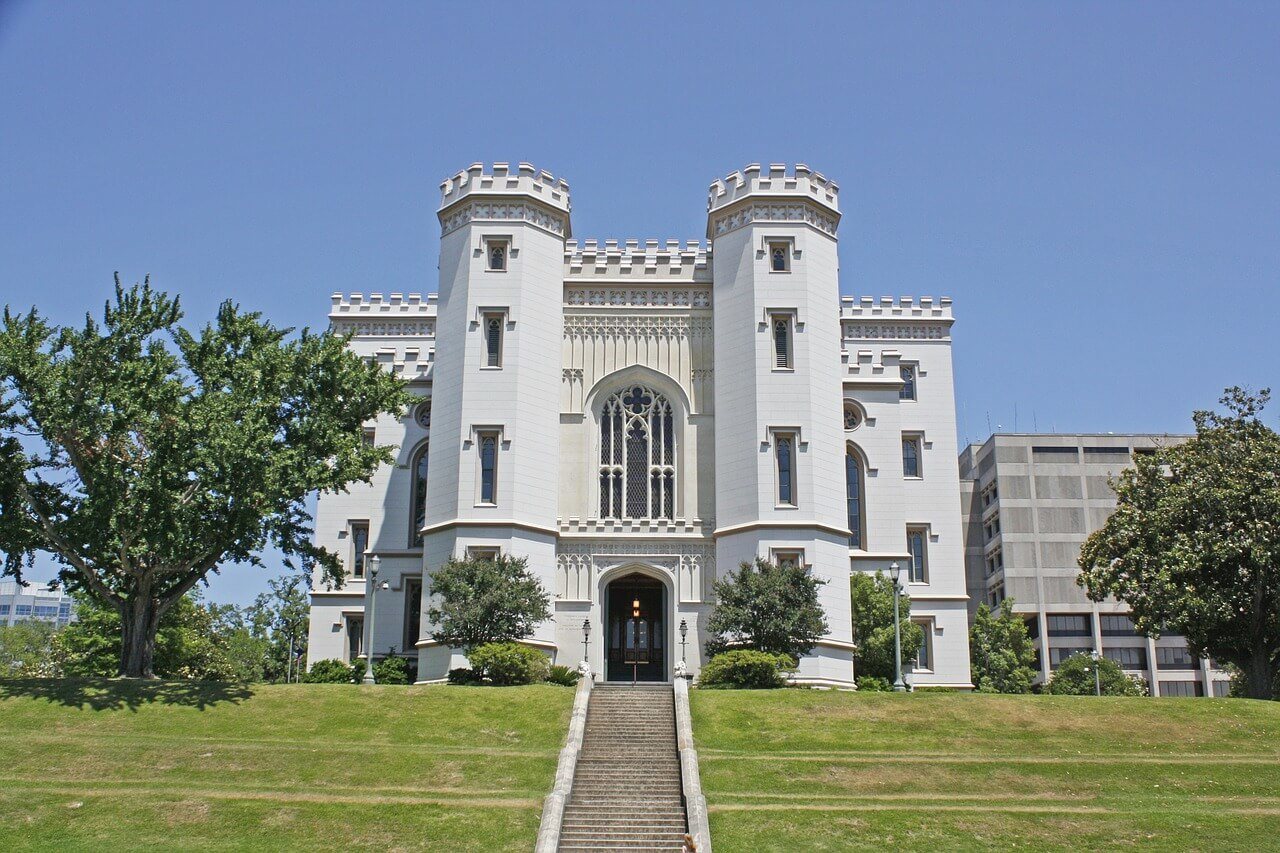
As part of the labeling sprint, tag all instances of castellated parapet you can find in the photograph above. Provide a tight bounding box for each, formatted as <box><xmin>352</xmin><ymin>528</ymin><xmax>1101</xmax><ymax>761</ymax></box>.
<box><xmin>438</xmin><ymin>162</ymin><xmax>571</xmax><ymax>214</ymax></box>
<box><xmin>330</xmin><ymin>292</ymin><xmax>438</xmax><ymax>317</ymax></box>
<box><xmin>707</xmin><ymin>163</ymin><xmax>840</xmax><ymax>214</ymax></box>
<box><xmin>565</xmin><ymin>239</ymin><xmax>709</xmax><ymax>279</ymax></box>
<box><xmin>838</xmin><ymin>295</ymin><xmax>953</xmax><ymax>320</ymax></box>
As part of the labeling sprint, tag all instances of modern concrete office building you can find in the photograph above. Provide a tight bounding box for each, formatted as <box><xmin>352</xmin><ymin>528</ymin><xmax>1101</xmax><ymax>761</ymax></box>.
<box><xmin>959</xmin><ymin>433</ymin><xmax>1231</xmax><ymax>697</ymax></box>
<box><xmin>0</xmin><ymin>581</ymin><xmax>76</xmax><ymax>629</ymax></box>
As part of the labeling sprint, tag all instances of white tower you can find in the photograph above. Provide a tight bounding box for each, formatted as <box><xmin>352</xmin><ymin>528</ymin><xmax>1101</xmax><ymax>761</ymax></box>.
<box><xmin>707</xmin><ymin>164</ymin><xmax>854</xmax><ymax>686</ymax></box>
<box><xmin>420</xmin><ymin>163</ymin><xmax>571</xmax><ymax>680</ymax></box>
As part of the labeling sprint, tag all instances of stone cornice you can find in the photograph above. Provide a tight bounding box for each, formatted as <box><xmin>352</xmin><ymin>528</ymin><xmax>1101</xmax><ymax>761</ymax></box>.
<box><xmin>439</xmin><ymin>197</ymin><xmax>570</xmax><ymax>239</ymax></box>
<box><xmin>708</xmin><ymin>198</ymin><xmax>839</xmax><ymax>240</ymax></box>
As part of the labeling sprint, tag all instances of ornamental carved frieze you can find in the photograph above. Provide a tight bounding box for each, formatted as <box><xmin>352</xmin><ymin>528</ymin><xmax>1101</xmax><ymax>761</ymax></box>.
<box><xmin>555</xmin><ymin>539</ymin><xmax>715</xmax><ymax>603</ymax></box>
<box><xmin>439</xmin><ymin>200</ymin><xmax>567</xmax><ymax>237</ymax></box>
<box><xmin>710</xmin><ymin>202</ymin><xmax>838</xmax><ymax>237</ymax></box>
<box><xmin>563</xmin><ymin>315</ymin><xmax>713</xmax><ymax>340</ymax></box>
<box><xmin>842</xmin><ymin>322</ymin><xmax>950</xmax><ymax>341</ymax></box>
<box><xmin>564</xmin><ymin>287</ymin><xmax>711</xmax><ymax>309</ymax></box>
<box><xmin>331</xmin><ymin>319</ymin><xmax>437</xmax><ymax>337</ymax></box>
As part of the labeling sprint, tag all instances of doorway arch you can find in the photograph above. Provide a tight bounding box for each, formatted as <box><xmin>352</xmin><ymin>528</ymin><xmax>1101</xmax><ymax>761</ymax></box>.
<box><xmin>602</xmin><ymin>570</ymin><xmax>670</xmax><ymax>682</ymax></box>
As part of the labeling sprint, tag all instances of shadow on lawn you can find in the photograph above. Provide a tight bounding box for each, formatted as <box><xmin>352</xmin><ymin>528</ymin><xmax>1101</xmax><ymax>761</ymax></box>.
<box><xmin>0</xmin><ymin>678</ymin><xmax>254</xmax><ymax>711</ymax></box>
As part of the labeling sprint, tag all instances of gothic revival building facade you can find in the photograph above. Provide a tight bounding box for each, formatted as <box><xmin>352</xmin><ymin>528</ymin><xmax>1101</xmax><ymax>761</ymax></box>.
<box><xmin>306</xmin><ymin>163</ymin><xmax>973</xmax><ymax>688</ymax></box>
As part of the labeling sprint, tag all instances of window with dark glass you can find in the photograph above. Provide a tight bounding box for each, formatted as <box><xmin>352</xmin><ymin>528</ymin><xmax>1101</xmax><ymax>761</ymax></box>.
<box><xmin>488</xmin><ymin>241</ymin><xmax>507</xmax><ymax>271</ymax></box>
<box><xmin>907</xmin><ymin>527</ymin><xmax>927</xmax><ymax>582</ymax></box>
<box><xmin>403</xmin><ymin>578</ymin><xmax>422</xmax><ymax>654</ymax></box>
<box><xmin>483</xmin><ymin>313</ymin><xmax>503</xmax><ymax>367</ymax></box>
<box><xmin>598</xmin><ymin>386</ymin><xmax>676</xmax><ymax>520</ymax></box>
<box><xmin>1156</xmin><ymin>646</ymin><xmax>1196</xmax><ymax>670</ymax></box>
<box><xmin>1046</xmin><ymin>614</ymin><xmax>1091</xmax><ymax>636</ymax></box>
<box><xmin>902</xmin><ymin>436</ymin><xmax>921</xmax><ymax>478</ymax></box>
<box><xmin>769</xmin><ymin>242</ymin><xmax>790</xmax><ymax>272</ymax></box>
<box><xmin>350</xmin><ymin>521</ymin><xmax>369</xmax><ymax>578</ymax></box>
<box><xmin>845</xmin><ymin>449</ymin><xmax>864</xmax><ymax>548</ymax></box>
<box><xmin>411</xmin><ymin>444</ymin><xmax>429</xmax><ymax>547</ymax></box>
<box><xmin>479</xmin><ymin>433</ymin><xmax>498</xmax><ymax>504</ymax></box>
<box><xmin>899</xmin><ymin>364</ymin><xmax>916</xmax><ymax>400</ymax></box>
<box><xmin>772</xmin><ymin>316</ymin><xmax>792</xmax><ymax>369</ymax></box>
<box><xmin>1104</xmin><ymin>646</ymin><xmax>1147</xmax><ymax>669</ymax></box>
<box><xmin>1100</xmin><ymin>614</ymin><xmax>1137</xmax><ymax>636</ymax></box>
<box><xmin>843</xmin><ymin>402</ymin><xmax>862</xmax><ymax>431</ymax></box>
<box><xmin>776</xmin><ymin>433</ymin><xmax>797</xmax><ymax>506</ymax></box>
<box><xmin>914</xmin><ymin>622</ymin><xmax>931</xmax><ymax>670</ymax></box>
<box><xmin>346</xmin><ymin>616</ymin><xmax>364</xmax><ymax>662</ymax></box>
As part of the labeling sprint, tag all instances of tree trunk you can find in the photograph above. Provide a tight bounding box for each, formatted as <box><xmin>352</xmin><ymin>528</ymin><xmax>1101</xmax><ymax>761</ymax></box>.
<box><xmin>119</xmin><ymin>595</ymin><xmax>162</xmax><ymax>679</ymax></box>
<box><xmin>1241</xmin><ymin>649</ymin><xmax>1278</xmax><ymax>700</ymax></box>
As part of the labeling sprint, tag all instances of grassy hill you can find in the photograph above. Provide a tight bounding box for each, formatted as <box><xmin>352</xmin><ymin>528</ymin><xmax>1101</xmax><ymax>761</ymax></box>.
<box><xmin>690</xmin><ymin>690</ymin><xmax>1280</xmax><ymax>852</ymax></box>
<box><xmin>0</xmin><ymin>680</ymin><xmax>574</xmax><ymax>851</ymax></box>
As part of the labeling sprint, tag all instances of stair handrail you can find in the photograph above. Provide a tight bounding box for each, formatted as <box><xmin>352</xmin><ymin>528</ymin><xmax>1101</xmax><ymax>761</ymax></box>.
<box><xmin>535</xmin><ymin>667</ymin><xmax>593</xmax><ymax>853</ymax></box>
<box><xmin>674</xmin><ymin>677</ymin><xmax>713</xmax><ymax>853</ymax></box>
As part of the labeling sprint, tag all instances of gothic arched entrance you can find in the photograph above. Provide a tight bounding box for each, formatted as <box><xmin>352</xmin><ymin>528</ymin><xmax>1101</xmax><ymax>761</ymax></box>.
<box><xmin>604</xmin><ymin>572</ymin><xmax>667</xmax><ymax>682</ymax></box>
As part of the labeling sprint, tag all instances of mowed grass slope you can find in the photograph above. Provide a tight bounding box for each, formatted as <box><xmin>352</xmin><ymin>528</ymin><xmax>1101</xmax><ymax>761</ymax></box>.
<box><xmin>691</xmin><ymin>690</ymin><xmax>1280</xmax><ymax>852</ymax></box>
<box><xmin>0</xmin><ymin>680</ymin><xmax>574</xmax><ymax>851</ymax></box>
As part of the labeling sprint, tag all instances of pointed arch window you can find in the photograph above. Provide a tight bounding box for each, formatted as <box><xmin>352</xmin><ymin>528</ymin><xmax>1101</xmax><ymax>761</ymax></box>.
<box><xmin>599</xmin><ymin>385</ymin><xmax>675</xmax><ymax>520</ymax></box>
<box><xmin>846</xmin><ymin>447</ymin><xmax>865</xmax><ymax>549</ymax></box>
<box><xmin>410</xmin><ymin>444</ymin><xmax>429</xmax><ymax>547</ymax></box>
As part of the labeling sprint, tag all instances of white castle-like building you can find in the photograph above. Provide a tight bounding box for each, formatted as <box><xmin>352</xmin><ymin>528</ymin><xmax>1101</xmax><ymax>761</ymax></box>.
<box><xmin>306</xmin><ymin>162</ymin><xmax>973</xmax><ymax>688</ymax></box>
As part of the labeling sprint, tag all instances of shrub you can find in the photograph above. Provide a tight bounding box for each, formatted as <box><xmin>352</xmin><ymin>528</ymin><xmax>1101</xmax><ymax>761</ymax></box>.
<box><xmin>850</xmin><ymin>572</ymin><xmax>923</xmax><ymax>682</ymax></box>
<box><xmin>374</xmin><ymin>654</ymin><xmax>411</xmax><ymax>685</ymax></box>
<box><xmin>1046</xmin><ymin>652</ymin><xmax>1147</xmax><ymax>696</ymax></box>
<box><xmin>304</xmin><ymin>658</ymin><xmax>355</xmax><ymax>683</ymax></box>
<box><xmin>447</xmin><ymin>667</ymin><xmax>481</xmax><ymax>685</ymax></box>
<box><xmin>698</xmin><ymin>650</ymin><xmax>795</xmax><ymax>689</ymax></box>
<box><xmin>428</xmin><ymin>555</ymin><xmax>551</xmax><ymax>652</ymax></box>
<box><xmin>468</xmin><ymin>641</ymin><xmax>550</xmax><ymax>685</ymax></box>
<box><xmin>706</xmin><ymin>558</ymin><xmax>828</xmax><ymax>660</ymax></box>
<box><xmin>856</xmin><ymin>675</ymin><xmax>892</xmax><ymax>692</ymax></box>
<box><xmin>970</xmin><ymin>599</ymin><xmax>1039</xmax><ymax>694</ymax></box>
<box><xmin>547</xmin><ymin>664</ymin><xmax>581</xmax><ymax>687</ymax></box>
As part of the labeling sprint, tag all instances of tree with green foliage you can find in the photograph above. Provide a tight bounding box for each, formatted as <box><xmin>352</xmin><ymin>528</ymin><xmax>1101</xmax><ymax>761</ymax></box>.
<box><xmin>1047</xmin><ymin>651</ymin><xmax>1147</xmax><ymax>696</ymax></box>
<box><xmin>1078</xmin><ymin>387</ymin><xmax>1280</xmax><ymax>700</ymax></box>
<box><xmin>969</xmin><ymin>599</ymin><xmax>1039</xmax><ymax>693</ymax></box>
<box><xmin>849</xmin><ymin>571</ymin><xmax>923</xmax><ymax>683</ymax></box>
<box><xmin>0</xmin><ymin>619</ymin><xmax>58</xmax><ymax>678</ymax></box>
<box><xmin>427</xmin><ymin>554</ymin><xmax>551</xmax><ymax>652</ymax></box>
<box><xmin>706</xmin><ymin>558</ymin><xmax>829</xmax><ymax>660</ymax></box>
<box><xmin>0</xmin><ymin>278</ymin><xmax>409</xmax><ymax>677</ymax></box>
<box><xmin>53</xmin><ymin>593</ymin><xmax>240</xmax><ymax>680</ymax></box>
<box><xmin>246</xmin><ymin>574</ymin><xmax>310</xmax><ymax>682</ymax></box>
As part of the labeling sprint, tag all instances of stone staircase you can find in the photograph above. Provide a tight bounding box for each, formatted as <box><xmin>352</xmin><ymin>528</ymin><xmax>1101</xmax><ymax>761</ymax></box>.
<box><xmin>558</xmin><ymin>684</ymin><xmax>689</xmax><ymax>851</ymax></box>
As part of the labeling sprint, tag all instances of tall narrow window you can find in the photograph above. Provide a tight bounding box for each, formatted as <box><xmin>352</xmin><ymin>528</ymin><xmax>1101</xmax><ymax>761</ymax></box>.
<box><xmin>914</xmin><ymin>620</ymin><xmax>932</xmax><ymax>670</ymax></box>
<box><xmin>346</xmin><ymin>616</ymin><xmax>364</xmax><ymax>662</ymax></box>
<box><xmin>769</xmin><ymin>242</ymin><xmax>790</xmax><ymax>272</ymax></box>
<box><xmin>776</xmin><ymin>433</ymin><xmax>797</xmax><ymax>506</ymax></box>
<box><xmin>403</xmin><ymin>578</ymin><xmax>422</xmax><ymax>655</ymax></box>
<box><xmin>907</xmin><ymin>527</ymin><xmax>928</xmax><ymax>582</ymax></box>
<box><xmin>487</xmin><ymin>241</ymin><xmax>507</xmax><ymax>271</ymax></box>
<box><xmin>846</xmin><ymin>449</ymin><xmax>865</xmax><ymax>548</ymax></box>
<box><xmin>479</xmin><ymin>432</ymin><xmax>498</xmax><ymax>504</ymax></box>
<box><xmin>483</xmin><ymin>313</ymin><xmax>504</xmax><ymax>367</ymax></box>
<box><xmin>410</xmin><ymin>444</ymin><xmax>429</xmax><ymax>547</ymax></box>
<box><xmin>902</xmin><ymin>436</ymin><xmax>922</xmax><ymax>478</ymax></box>
<box><xmin>899</xmin><ymin>364</ymin><xmax>917</xmax><ymax>400</ymax></box>
<box><xmin>772</xmin><ymin>315</ymin><xmax>792</xmax><ymax>369</ymax></box>
<box><xmin>350</xmin><ymin>521</ymin><xmax>369</xmax><ymax>578</ymax></box>
<box><xmin>598</xmin><ymin>386</ymin><xmax>675</xmax><ymax>520</ymax></box>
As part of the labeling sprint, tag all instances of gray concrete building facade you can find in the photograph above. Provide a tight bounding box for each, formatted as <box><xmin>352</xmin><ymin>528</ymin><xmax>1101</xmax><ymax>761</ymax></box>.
<box><xmin>959</xmin><ymin>434</ymin><xmax>1230</xmax><ymax>698</ymax></box>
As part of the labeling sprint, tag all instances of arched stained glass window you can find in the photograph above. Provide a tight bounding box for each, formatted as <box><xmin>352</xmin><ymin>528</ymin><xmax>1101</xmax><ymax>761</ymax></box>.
<box><xmin>411</xmin><ymin>444</ymin><xmax>429</xmax><ymax>547</ymax></box>
<box><xmin>599</xmin><ymin>386</ymin><xmax>675</xmax><ymax>519</ymax></box>
<box><xmin>846</xmin><ymin>448</ymin><xmax>865</xmax><ymax>549</ymax></box>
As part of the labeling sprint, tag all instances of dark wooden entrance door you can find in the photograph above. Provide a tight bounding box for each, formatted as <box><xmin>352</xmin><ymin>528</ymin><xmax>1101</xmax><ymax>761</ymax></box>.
<box><xmin>606</xmin><ymin>573</ymin><xmax>666</xmax><ymax>682</ymax></box>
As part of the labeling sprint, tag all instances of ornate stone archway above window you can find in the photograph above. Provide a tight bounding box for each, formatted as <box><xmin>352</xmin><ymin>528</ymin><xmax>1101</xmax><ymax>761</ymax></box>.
<box><xmin>556</xmin><ymin>540</ymin><xmax>714</xmax><ymax>605</ymax></box>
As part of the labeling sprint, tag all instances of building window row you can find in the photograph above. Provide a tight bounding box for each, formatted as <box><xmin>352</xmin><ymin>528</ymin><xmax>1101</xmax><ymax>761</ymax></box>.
<box><xmin>984</xmin><ymin>514</ymin><xmax>1001</xmax><ymax>542</ymax></box>
<box><xmin>985</xmin><ymin>548</ymin><xmax>1003</xmax><ymax>577</ymax></box>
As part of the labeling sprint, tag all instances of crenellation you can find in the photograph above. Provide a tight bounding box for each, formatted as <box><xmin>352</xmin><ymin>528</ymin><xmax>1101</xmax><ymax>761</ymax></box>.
<box><xmin>564</xmin><ymin>238</ymin><xmax>711</xmax><ymax>279</ymax></box>
<box><xmin>330</xmin><ymin>292</ymin><xmax>438</xmax><ymax>316</ymax></box>
<box><xmin>840</xmin><ymin>295</ymin><xmax>953</xmax><ymax>320</ymax></box>
<box><xmin>438</xmin><ymin>161</ymin><xmax>571</xmax><ymax>214</ymax></box>
<box><xmin>707</xmin><ymin>162</ymin><xmax>840</xmax><ymax>214</ymax></box>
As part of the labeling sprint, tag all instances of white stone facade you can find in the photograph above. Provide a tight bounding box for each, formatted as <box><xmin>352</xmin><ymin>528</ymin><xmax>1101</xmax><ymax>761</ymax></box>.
<box><xmin>307</xmin><ymin>163</ymin><xmax>973</xmax><ymax>688</ymax></box>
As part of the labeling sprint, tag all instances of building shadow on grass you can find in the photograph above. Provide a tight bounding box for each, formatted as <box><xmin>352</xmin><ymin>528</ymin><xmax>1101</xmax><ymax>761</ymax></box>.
<box><xmin>0</xmin><ymin>678</ymin><xmax>255</xmax><ymax>711</ymax></box>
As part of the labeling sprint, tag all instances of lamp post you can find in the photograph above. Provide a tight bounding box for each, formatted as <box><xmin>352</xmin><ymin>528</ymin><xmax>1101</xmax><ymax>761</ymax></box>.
<box><xmin>679</xmin><ymin>619</ymin><xmax>688</xmax><ymax>667</ymax></box>
<box><xmin>362</xmin><ymin>555</ymin><xmax>382</xmax><ymax>685</ymax></box>
<box><xmin>581</xmin><ymin>618</ymin><xmax>591</xmax><ymax>668</ymax></box>
<box><xmin>890</xmin><ymin>561</ymin><xmax>906</xmax><ymax>692</ymax></box>
<box><xmin>1089</xmin><ymin>649</ymin><xmax>1102</xmax><ymax>697</ymax></box>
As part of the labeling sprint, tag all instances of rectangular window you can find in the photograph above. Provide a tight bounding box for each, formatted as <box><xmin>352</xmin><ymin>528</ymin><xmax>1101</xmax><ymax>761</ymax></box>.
<box><xmin>774</xmin><ymin>432</ymin><xmax>798</xmax><ymax>506</ymax></box>
<box><xmin>1083</xmin><ymin>446</ymin><xmax>1131</xmax><ymax>462</ymax></box>
<box><xmin>1049</xmin><ymin>647</ymin><xmax>1093</xmax><ymax>668</ymax></box>
<box><xmin>1160</xmin><ymin>680</ymin><xmax>1203</xmax><ymax>697</ymax></box>
<box><xmin>985</xmin><ymin>548</ymin><xmax>1003</xmax><ymax>577</ymax></box>
<box><xmin>346</xmin><ymin>616</ymin><xmax>364</xmax><ymax>662</ymax></box>
<box><xmin>1104</xmin><ymin>646</ymin><xmax>1148</xmax><ymax>669</ymax></box>
<box><xmin>1032</xmin><ymin>446</ymin><xmax>1080</xmax><ymax>462</ymax></box>
<box><xmin>906</xmin><ymin>527</ymin><xmax>928</xmax><ymax>583</ymax></box>
<box><xmin>988</xmin><ymin>583</ymin><xmax>1005</xmax><ymax>607</ymax></box>
<box><xmin>902</xmin><ymin>435</ymin><xmax>922</xmax><ymax>478</ymax></box>
<box><xmin>403</xmin><ymin>578</ymin><xmax>422</xmax><ymax>655</ymax></box>
<box><xmin>770</xmin><ymin>549</ymin><xmax>804</xmax><ymax>570</ymax></box>
<box><xmin>899</xmin><ymin>364</ymin><xmax>917</xmax><ymax>400</ymax></box>
<box><xmin>0</xmin><ymin>604</ymin><xmax>9</xmax><ymax>615</ymax></box>
<box><xmin>466</xmin><ymin>546</ymin><xmax>500</xmax><ymax>561</ymax></box>
<box><xmin>771</xmin><ymin>314</ymin><xmax>793</xmax><ymax>370</ymax></box>
<box><xmin>913</xmin><ymin>620</ymin><xmax>932</xmax><ymax>671</ymax></box>
<box><xmin>1156</xmin><ymin>646</ymin><xmax>1196</xmax><ymax>670</ymax></box>
<box><xmin>1100</xmin><ymin>614</ymin><xmax>1138</xmax><ymax>636</ymax></box>
<box><xmin>33</xmin><ymin>605</ymin><xmax>57</xmax><ymax>618</ymax></box>
<box><xmin>984</xmin><ymin>514</ymin><xmax>1001</xmax><ymax>542</ymax></box>
<box><xmin>349</xmin><ymin>521</ymin><xmax>369</xmax><ymax>578</ymax></box>
<box><xmin>483</xmin><ymin>312</ymin><xmax>504</xmax><ymax>368</ymax></box>
<box><xmin>486</xmin><ymin>239</ymin><xmax>508</xmax><ymax>271</ymax></box>
<box><xmin>361</xmin><ymin>427</ymin><xmax>376</xmax><ymax>447</ymax></box>
<box><xmin>15</xmin><ymin>604</ymin><xmax>31</xmax><ymax>616</ymax></box>
<box><xmin>768</xmin><ymin>241</ymin><xmax>791</xmax><ymax>272</ymax></box>
<box><xmin>1047</xmin><ymin>614</ymin><xmax>1091</xmax><ymax>636</ymax></box>
<box><xmin>478</xmin><ymin>431</ymin><xmax>499</xmax><ymax>505</ymax></box>
<box><xmin>1212</xmin><ymin>680</ymin><xmax>1231</xmax><ymax>698</ymax></box>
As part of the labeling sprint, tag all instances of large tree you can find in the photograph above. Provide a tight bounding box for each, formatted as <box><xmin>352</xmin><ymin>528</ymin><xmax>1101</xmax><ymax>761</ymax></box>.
<box><xmin>706</xmin><ymin>558</ymin><xmax>829</xmax><ymax>661</ymax></box>
<box><xmin>849</xmin><ymin>571</ymin><xmax>923</xmax><ymax>682</ymax></box>
<box><xmin>0</xmin><ymin>278</ymin><xmax>409</xmax><ymax>678</ymax></box>
<box><xmin>1078</xmin><ymin>387</ymin><xmax>1280</xmax><ymax>700</ymax></box>
<box><xmin>969</xmin><ymin>599</ymin><xmax>1038</xmax><ymax>694</ymax></box>
<box><xmin>427</xmin><ymin>554</ymin><xmax>551</xmax><ymax>652</ymax></box>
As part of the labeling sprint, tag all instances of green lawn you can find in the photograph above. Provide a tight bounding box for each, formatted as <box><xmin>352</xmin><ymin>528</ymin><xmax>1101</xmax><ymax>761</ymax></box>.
<box><xmin>690</xmin><ymin>690</ymin><xmax>1280</xmax><ymax>852</ymax></box>
<box><xmin>0</xmin><ymin>679</ymin><xmax>575</xmax><ymax>851</ymax></box>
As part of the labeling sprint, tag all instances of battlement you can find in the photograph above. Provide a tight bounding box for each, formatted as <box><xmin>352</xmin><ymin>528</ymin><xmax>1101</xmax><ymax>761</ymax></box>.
<box><xmin>839</xmin><ymin>295</ymin><xmax>953</xmax><ymax>320</ymax></box>
<box><xmin>707</xmin><ymin>163</ymin><xmax>839</xmax><ymax>214</ymax></box>
<box><xmin>438</xmin><ymin>162</ymin><xmax>571</xmax><ymax>214</ymax></box>
<box><xmin>330</xmin><ymin>292</ymin><xmax>438</xmax><ymax>317</ymax></box>
<box><xmin>565</xmin><ymin>239</ymin><xmax>710</xmax><ymax>278</ymax></box>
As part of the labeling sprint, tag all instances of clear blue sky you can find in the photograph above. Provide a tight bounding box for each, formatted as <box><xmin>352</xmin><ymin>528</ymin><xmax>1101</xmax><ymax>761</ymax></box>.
<box><xmin>3</xmin><ymin>2</ymin><xmax>1278</xmax><ymax>605</ymax></box>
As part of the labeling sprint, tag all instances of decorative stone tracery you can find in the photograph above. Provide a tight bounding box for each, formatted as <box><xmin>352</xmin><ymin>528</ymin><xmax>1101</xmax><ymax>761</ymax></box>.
<box><xmin>556</xmin><ymin>540</ymin><xmax>714</xmax><ymax>604</ymax></box>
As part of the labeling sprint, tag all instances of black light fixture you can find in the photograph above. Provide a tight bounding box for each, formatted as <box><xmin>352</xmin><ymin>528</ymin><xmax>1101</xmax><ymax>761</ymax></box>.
<box><xmin>581</xmin><ymin>618</ymin><xmax>591</xmax><ymax>664</ymax></box>
<box><xmin>679</xmin><ymin>619</ymin><xmax>689</xmax><ymax>665</ymax></box>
